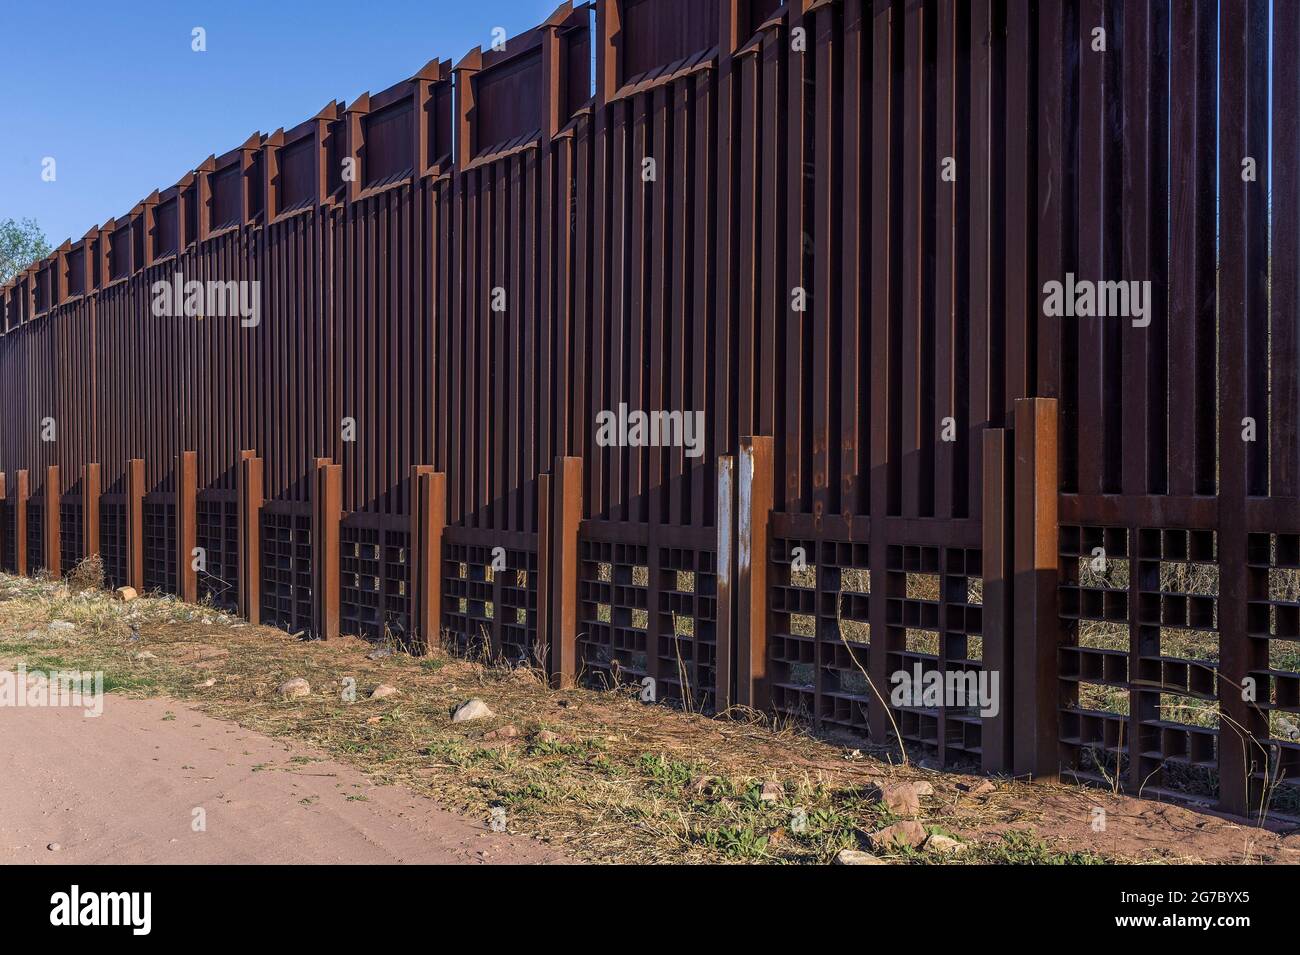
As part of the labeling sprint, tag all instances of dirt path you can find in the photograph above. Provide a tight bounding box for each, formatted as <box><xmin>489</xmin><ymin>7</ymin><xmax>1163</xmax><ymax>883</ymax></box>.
<box><xmin>0</xmin><ymin>692</ymin><xmax>566</xmax><ymax>864</ymax></box>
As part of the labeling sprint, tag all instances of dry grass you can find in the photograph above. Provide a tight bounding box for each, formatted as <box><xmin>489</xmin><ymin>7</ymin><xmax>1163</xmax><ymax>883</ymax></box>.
<box><xmin>0</xmin><ymin>572</ymin><xmax>1186</xmax><ymax>865</ymax></box>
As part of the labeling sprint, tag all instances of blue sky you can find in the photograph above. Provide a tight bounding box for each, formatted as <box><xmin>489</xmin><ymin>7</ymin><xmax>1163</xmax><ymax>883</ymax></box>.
<box><xmin>0</xmin><ymin>0</ymin><xmax>563</xmax><ymax>247</ymax></box>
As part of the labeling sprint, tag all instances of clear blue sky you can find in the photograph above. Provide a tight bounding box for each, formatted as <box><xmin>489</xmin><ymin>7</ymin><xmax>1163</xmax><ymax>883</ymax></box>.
<box><xmin>0</xmin><ymin>0</ymin><xmax>564</xmax><ymax>248</ymax></box>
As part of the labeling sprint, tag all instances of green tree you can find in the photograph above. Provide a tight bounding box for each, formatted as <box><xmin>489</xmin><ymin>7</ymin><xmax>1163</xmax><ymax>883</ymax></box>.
<box><xmin>0</xmin><ymin>217</ymin><xmax>52</xmax><ymax>285</ymax></box>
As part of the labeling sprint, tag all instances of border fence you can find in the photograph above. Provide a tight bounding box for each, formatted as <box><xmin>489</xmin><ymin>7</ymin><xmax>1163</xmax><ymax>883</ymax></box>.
<box><xmin>2</xmin><ymin>0</ymin><xmax>1298</xmax><ymax>822</ymax></box>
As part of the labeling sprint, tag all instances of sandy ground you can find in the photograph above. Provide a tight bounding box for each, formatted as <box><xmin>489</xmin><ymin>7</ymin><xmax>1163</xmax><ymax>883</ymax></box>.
<box><xmin>0</xmin><ymin>692</ymin><xmax>566</xmax><ymax>864</ymax></box>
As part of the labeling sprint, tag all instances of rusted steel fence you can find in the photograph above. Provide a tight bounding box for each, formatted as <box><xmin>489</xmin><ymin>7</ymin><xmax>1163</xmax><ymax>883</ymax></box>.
<box><xmin>2</xmin><ymin>0</ymin><xmax>1298</xmax><ymax>821</ymax></box>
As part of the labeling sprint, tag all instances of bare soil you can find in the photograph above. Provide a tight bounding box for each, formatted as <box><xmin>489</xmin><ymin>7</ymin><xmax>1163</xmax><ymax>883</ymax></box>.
<box><xmin>0</xmin><ymin>692</ymin><xmax>564</xmax><ymax>864</ymax></box>
<box><xmin>2</xmin><ymin>571</ymin><xmax>1298</xmax><ymax>864</ymax></box>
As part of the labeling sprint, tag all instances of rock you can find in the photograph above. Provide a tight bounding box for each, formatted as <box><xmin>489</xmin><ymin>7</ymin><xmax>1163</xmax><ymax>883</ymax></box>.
<box><xmin>369</xmin><ymin>684</ymin><xmax>400</xmax><ymax>700</ymax></box>
<box><xmin>835</xmin><ymin>848</ymin><xmax>886</xmax><ymax>865</ymax></box>
<box><xmin>876</xmin><ymin>782</ymin><xmax>922</xmax><ymax>816</ymax></box>
<box><xmin>277</xmin><ymin>677</ymin><xmax>311</xmax><ymax>700</ymax></box>
<box><xmin>688</xmin><ymin>774</ymin><xmax>716</xmax><ymax>793</ymax></box>
<box><xmin>452</xmin><ymin>698</ymin><xmax>494</xmax><ymax>722</ymax></box>
<box><xmin>866</xmin><ymin>820</ymin><xmax>928</xmax><ymax>852</ymax></box>
<box><xmin>925</xmin><ymin>834</ymin><xmax>967</xmax><ymax>856</ymax></box>
<box><xmin>911</xmin><ymin>781</ymin><xmax>935</xmax><ymax>797</ymax></box>
<box><xmin>113</xmin><ymin>587</ymin><xmax>138</xmax><ymax>602</ymax></box>
<box><xmin>48</xmin><ymin>621</ymin><xmax>76</xmax><ymax>631</ymax></box>
<box><xmin>366</xmin><ymin>647</ymin><xmax>394</xmax><ymax>661</ymax></box>
<box><xmin>483</xmin><ymin>725</ymin><xmax>519</xmax><ymax>741</ymax></box>
<box><xmin>759</xmin><ymin>780</ymin><xmax>784</xmax><ymax>803</ymax></box>
<box><xmin>134</xmin><ymin>651</ymin><xmax>157</xmax><ymax>661</ymax></box>
<box><xmin>959</xmin><ymin>779</ymin><xmax>996</xmax><ymax>796</ymax></box>
<box><xmin>194</xmin><ymin>678</ymin><xmax>216</xmax><ymax>688</ymax></box>
<box><xmin>47</xmin><ymin>843</ymin><xmax>61</xmax><ymax>852</ymax></box>
<box><xmin>535</xmin><ymin>729</ymin><xmax>562</xmax><ymax>744</ymax></box>
<box><xmin>366</xmin><ymin>716</ymin><xmax>382</xmax><ymax>725</ymax></box>
<box><xmin>918</xmin><ymin>758</ymin><xmax>942</xmax><ymax>771</ymax></box>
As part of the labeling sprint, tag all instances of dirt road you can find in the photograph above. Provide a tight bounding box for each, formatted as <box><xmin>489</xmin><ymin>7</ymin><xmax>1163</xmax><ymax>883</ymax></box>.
<box><xmin>0</xmin><ymin>692</ymin><xmax>565</xmax><ymax>864</ymax></box>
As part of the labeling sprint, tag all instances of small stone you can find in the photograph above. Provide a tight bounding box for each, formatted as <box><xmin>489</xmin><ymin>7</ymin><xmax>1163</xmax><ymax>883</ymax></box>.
<box><xmin>866</xmin><ymin>820</ymin><xmax>928</xmax><ymax>852</ymax></box>
<box><xmin>959</xmin><ymin>779</ymin><xmax>996</xmax><ymax>796</ymax></box>
<box><xmin>48</xmin><ymin>621</ymin><xmax>76</xmax><ymax>631</ymax></box>
<box><xmin>369</xmin><ymin>684</ymin><xmax>400</xmax><ymax>700</ymax></box>
<box><xmin>113</xmin><ymin>587</ymin><xmax>138</xmax><ymax>602</ymax></box>
<box><xmin>911</xmin><ymin>781</ymin><xmax>935</xmax><ymax>797</ymax></box>
<box><xmin>535</xmin><ymin>730</ymin><xmax>562</xmax><ymax>744</ymax></box>
<box><xmin>366</xmin><ymin>647</ymin><xmax>395</xmax><ymax>661</ymax></box>
<box><xmin>277</xmin><ymin>677</ymin><xmax>311</xmax><ymax>700</ymax></box>
<box><xmin>688</xmin><ymin>775</ymin><xmax>716</xmax><ymax>793</ymax></box>
<box><xmin>366</xmin><ymin>716</ymin><xmax>382</xmax><ymax>725</ymax></box>
<box><xmin>47</xmin><ymin>843</ymin><xmax>61</xmax><ymax>852</ymax></box>
<box><xmin>483</xmin><ymin>725</ymin><xmax>519</xmax><ymax>741</ymax></box>
<box><xmin>876</xmin><ymin>782</ymin><xmax>922</xmax><ymax>816</ymax></box>
<box><xmin>759</xmin><ymin>781</ymin><xmax>784</xmax><ymax>803</ymax></box>
<box><xmin>918</xmin><ymin>758</ymin><xmax>942</xmax><ymax>771</ymax></box>
<box><xmin>194</xmin><ymin>678</ymin><xmax>216</xmax><ymax>688</ymax></box>
<box><xmin>453</xmin><ymin>698</ymin><xmax>494</xmax><ymax>722</ymax></box>
<box><xmin>835</xmin><ymin>848</ymin><xmax>886</xmax><ymax>865</ymax></box>
<box><xmin>925</xmin><ymin>834</ymin><xmax>968</xmax><ymax>855</ymax></box>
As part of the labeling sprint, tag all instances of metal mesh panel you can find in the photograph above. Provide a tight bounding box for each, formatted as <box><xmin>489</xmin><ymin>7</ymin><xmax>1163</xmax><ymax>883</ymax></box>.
<box><xmin>196</xmin><ymin>499</ymin><xmax>238</xmax><ymax>610</ymax></box>
<box><xmin>1246</xmin><ymin>533</ymin><xmax>1300</xmax><ymax>817</ymax></box>
<box><xmin>60</xmin><ymin>502</ymin><xmax>82</xmax><ymax>573</ymax></box>
<box><xmin>497</xmin><ymin>550</ymin><xmax>538</xmax><ymax>667</ymax></box>
<box><xmin>99</xmin><ymin>503</ymin><xmax>127</xmax><ymax>590</ymax></box>
<box><xmin>26</xmin><ymin>502</ymin><xmax>44</xmax><ymax>575</ymax></box>
<box><xmin>0</xmin><ymin>501</ymin><xmax>12</xmax><ymax>574</ymax></box>
<box><xmin>578</xmin><ymin>540</ymin><xmax>650</xmax><ymax>688</ymax></box>
<box><xmin>260</xmin><ymin>512</ymin><xmax>312</xmax><ymax>633</ymax></box>
<box><xmin>441</xmin><ymin>542</ymin><xmax>496</xmax><ymax>657</ymax></box>
<box><xmin>769</xmin><ymin>537</ymin><xmax>985</xmax><ymax>761</ymax></box>
<box><xmin>1059</xmin><ymin>526</ymin><xmax>1221</xmax><ymax>802</ymax></box>
<box><xmin>143</xmin><ymin>501</ymin><xmax>177</xmax><ymax>594</ymax></box>
<box><xmin>382</xmin><ymin>530</ymin><xmax>411</xmax><ymax>639</ymax></box>
<box><xmin>655</xmin><ymin>548</ymin><xmax>717</xmax><ymax>712</ymax></box>
<box><xmin>768</xmin><ymin>537</ymin><xmax>820</xmax><ymax>723</ymax></box>
<box><xmin>341</xmin><ymin>526</ymin><xmax>382</xmax><ymax>637</ymax></box>
<box><xmin>340</xmin><ymin>523</ymin><xmax>411</xmax><ymax>642</ymax></box>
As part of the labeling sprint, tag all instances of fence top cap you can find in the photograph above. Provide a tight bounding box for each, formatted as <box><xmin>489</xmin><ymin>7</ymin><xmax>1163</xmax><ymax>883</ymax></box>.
<box><xmin>212</xmin><ymin>133</ymin><xmax>263</xmax><ymax>167</ymax></box>
<box><xmin>159</xmin><ymin>172</ymin><xmax>195</xmax><ymax>200</ymax></box>
<box><xmin>452</xmin><ymin>47</ymin><xmax>483</xmax><ymax>74</ymax></box>
<box><xmin>542</xmin><ymin>0</ymin><xmax>577</xmax><ymax>27</ymax></box>
<box><xmin>411</xmin><ymin>58</ymin><xmax>446</xmax><ymax>83</ymax></box>
<box><xmin>344</xmin><ymin>91</ymin><xmax>371</xmax><ymax>115</ymax></box>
